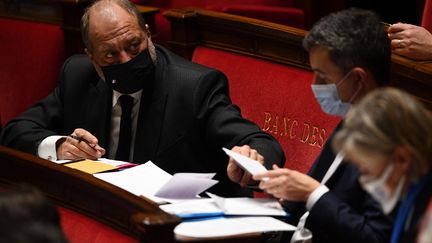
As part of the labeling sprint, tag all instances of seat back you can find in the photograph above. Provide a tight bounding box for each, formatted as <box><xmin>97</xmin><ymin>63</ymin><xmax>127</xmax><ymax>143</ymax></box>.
<box><xmin>192</xmin><ymin>46</ymin><xmax>340</xmax><ymax>172</ymax></box>
<box><xmin>422</xmin><ymin>0</ymin><xmax>432</xmax><ymax>32</ymax></box>
<box><xmin>0</xmin><ymin>18</ymin><xmax>64</xmax><ymax>126</ymax></box>
<box><xmin>165</xmin><ymin>9</ymin><xmax>341</xmax><ymax>173</ymax></box>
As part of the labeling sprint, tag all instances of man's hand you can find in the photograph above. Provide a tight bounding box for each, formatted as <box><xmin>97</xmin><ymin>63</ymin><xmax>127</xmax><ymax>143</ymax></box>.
<box><xmin>57</xmin><ymin>128</ymin><xmax>105</xmax><ymax>160</ymax></box>
<box><xmin>253</xmin><ymin>164</ymin><xmax>320</xmax><ymax>201</ymax></box>
<box><xmin>227</xmin><ymin>145</ymin><xmax>264</xmax><ymax>188</ymax></box>
<box><xmin>388</xmin><ymin>23</ymin><xmax>432</xmax><ymax>60</ymax></box>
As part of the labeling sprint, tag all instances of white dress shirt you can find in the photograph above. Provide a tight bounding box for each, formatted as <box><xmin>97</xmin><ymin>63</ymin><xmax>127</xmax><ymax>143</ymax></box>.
<box><xmin>305</xmin><ymin>152</ymin><xmax>344</xmax><ymax>210</ymax></box>
<box><xmin>37</xmin><ymin>90</ymin><xmax>142</xmax><ymax>161</ymax></box>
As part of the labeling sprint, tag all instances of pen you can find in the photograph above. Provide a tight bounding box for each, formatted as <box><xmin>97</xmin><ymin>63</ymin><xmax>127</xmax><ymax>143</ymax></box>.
<box><xmin>69</xmin><ymin>134</ymin><xmax>96</xmax><ymax>148</ymax></box>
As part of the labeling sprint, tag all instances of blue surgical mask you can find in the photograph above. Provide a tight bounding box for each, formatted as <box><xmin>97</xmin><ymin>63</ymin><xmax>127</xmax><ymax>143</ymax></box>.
<box><xmin>311</xmin><ymin>70</ymin><xmax>358</xmax><ymax>117</ymax></box>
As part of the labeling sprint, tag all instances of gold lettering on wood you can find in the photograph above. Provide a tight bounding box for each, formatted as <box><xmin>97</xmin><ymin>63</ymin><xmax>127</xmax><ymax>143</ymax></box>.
<box><xmin>262</xmin><ymin>112</ymin><xmax>272</xmax><ymax>132</ymax></box>
<box><xmin>261</xmin><ymin>112</ymin><xmax>328</xmax><ymax>148</ymax></box>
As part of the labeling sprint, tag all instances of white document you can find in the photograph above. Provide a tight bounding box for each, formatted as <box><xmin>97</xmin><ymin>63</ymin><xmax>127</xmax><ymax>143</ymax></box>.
<box><xmin>174</xmin><ymin>216</ymin><xmax>296</xmax><ymax>239</ymax></box>
<box><xmin>222</xmin><ymin>147</ymin><xmax>268</xmax><ymax>176</ymax></box>
<box><xmin>160</xmin><ymin>193</ymin><xmax>287</xmax><ymax>217</ymax></box>
<box><xmin>155</xmin><ymin>173</ymin><xmax>218</xmax><ymax>199</ymax></box>
<box><xmin>94</xmin><ymin>161</ymin><xmax>218</xmax><ymax>203</ymax></box>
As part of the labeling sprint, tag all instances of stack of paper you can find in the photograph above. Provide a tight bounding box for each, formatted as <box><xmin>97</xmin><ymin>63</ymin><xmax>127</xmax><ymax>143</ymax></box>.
<box><xmin>174</xmin><ymin>216</ymin><xmax>296</xmax><ymax>239</ymax></box>
<box><xmin>93</xmin><ymin>161</ymin><xmax>218</xmax><ymax>203</ymax></box>
<box><xmin>160</xmin><ymin>193</ymin><xmax>288</xmax><ymax>218</ymax></box>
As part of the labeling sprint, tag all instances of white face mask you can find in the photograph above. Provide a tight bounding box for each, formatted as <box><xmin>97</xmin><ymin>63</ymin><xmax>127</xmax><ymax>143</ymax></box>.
<box><xmin>359</xmin><ymin>163</ymin><xmax>405</xmax><ymax>214</ymax></box>
<box><xmin>311</xmin><ymin>70</ymin><xmax>359</xmax><ymax>117</ymax></box>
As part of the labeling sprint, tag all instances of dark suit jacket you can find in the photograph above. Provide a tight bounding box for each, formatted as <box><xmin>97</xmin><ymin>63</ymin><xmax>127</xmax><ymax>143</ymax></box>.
<box><xmin>0</xmin><ymin>46</ymin><xmax>285</xmax><ymax>197</ymax></box>
<box><xmin>282</xmin><ymin>123</ymin><xmax>394</xmax><ymax>243</ymax></box>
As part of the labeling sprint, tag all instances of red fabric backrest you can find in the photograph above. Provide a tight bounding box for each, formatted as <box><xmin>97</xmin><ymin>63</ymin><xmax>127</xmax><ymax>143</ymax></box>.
<box><xmin>58</xmin><ymin>207</ymin><xmax>137</xmax><ymax>243</ymax></box>
<box><xmin>0</xmin><ymin>18</ymin><xmax>64</xmax><ymax>126</ymax></box>
<box><xmin>422</xmin><ymin>0</ymin><xmax>432</xmax><ymax>32</ymax></box>
<box><xmin>193</xmin><ymin>46</ymin><xmax>341</xmax><ymax>173</ymax></box>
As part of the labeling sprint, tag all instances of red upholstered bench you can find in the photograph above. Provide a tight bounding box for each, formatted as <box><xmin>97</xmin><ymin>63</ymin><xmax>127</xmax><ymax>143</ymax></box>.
<box><xmin>0</xmin><ymin>18</ymin><xmax>64</xmax><ymax>126</ymax></box>
<box><xmin>58</xmin><ymin>207</ymin><xmax>136</xmax><ymax>243</ymax></box>
<box><xmin>165</xmin><ymin>7</ymin><xmax>342</xmax><ymax>177</ymax></box>
<box><xmin>0</xmin><ymin>18</ymin><xmax>143</xmax><ymax>243</ymax></box>
<box><xmin>192</xmin><ymin>46</ymin><xmax>340</xmax><ymax>173</ymax></box>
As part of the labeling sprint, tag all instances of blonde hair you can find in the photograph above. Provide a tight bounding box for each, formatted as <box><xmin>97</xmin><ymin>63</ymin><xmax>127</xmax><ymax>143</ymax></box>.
<box><xmin>333</xmin><ymin>87</ymin><xmax>432</xmax><ymax>175</ymax></box>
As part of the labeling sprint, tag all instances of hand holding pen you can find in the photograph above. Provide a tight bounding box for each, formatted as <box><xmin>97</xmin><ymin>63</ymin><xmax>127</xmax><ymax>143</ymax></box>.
<box><xmin>56</xmin><ymin>128</ymin><xmax>106</xmax><ymax>160</ymax></box>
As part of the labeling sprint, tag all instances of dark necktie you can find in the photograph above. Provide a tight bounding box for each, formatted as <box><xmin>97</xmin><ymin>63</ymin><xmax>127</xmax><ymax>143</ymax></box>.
<box><xmin>115</xmin><ymin>95</ymin><xmax>134</xmax><ymax>161</ymax></box>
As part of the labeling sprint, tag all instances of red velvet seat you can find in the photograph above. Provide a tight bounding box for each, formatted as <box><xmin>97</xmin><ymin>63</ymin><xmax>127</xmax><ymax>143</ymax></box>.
<box><xmin>58</xmin><ymin>207</ymin><xmax>136</xmax><ymax>243</ymax></box>
<box><xmin>0</xmin><ymin>18</ymin><xmax>139</xmax><ymax>243</ymax></box>
<box><xmin>0</xmin><ymin>18</ymin><xmax>64</xmax><ymax>126</ymax></box>
<box><xmin>192</xmin><ymin>46</ymin><xmax>341</xmax><ymax>173</ymax></box>
<box><xmin>422</xmin><ymin>0</ymin><xmax>432</xmax><ymax>32</ymax></box>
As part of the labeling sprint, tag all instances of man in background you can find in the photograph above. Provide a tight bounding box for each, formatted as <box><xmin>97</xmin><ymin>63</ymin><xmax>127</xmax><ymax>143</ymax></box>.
<box><xmin>0</xmin><ymin>0</ymin><xmax>284</xmax><ymax>197</ymax></box>
<box><xmin>255</xmin><ymin>8</ymin><xmax>394</xmax><ymax>243</ymax></box>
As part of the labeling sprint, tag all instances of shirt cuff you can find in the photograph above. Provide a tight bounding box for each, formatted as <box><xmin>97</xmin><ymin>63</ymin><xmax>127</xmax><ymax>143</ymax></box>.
<box><xmin>306</xmin><ymin>185</ymin><xmax>330</xmax><ymax>211</ymax></box>
<box><xmin>37</xmin><ymin>135</ymin><xmax>66</xmax><ymax>161</ymax></box>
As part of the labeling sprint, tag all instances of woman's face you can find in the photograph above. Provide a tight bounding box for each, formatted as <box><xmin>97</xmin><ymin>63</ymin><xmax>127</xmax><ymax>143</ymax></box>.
<box><xmin>348</xmin><ymin>146</ymin><xmax>412</xmax><ymax>196</ymax></box>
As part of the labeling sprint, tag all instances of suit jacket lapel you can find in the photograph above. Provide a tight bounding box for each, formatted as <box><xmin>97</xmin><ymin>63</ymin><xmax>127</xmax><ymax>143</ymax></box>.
<box><xmin>133</xmin><ymin>93</ymin><xmax>167</xmax><ymax>164</ymax></box>
<box><xmin>86</xmin><ymin>79</ymin><xmax>112</xmax><ymax>151</ymax></box>
<box><xmin>133</xmin><ymin>56</ymin><xmax>167</xmax><ymax>164</ymax></box>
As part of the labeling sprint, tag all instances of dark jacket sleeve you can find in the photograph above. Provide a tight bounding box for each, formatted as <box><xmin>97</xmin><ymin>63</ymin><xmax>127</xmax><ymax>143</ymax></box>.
<box><xmin>0</xmin><ymin>55</ymin><xmax>100</xmax><ymax>155</ymax></box>
<box><xmin>0</xmin><ymin>60</ymin><xmax>68</xmax><ymax>154</ymax></box>
<box><xmin>306</xmin><ymin>164</ymin><xmax>394</xmax><ymax>243</ymax></box>
<box><xmin>192</xmin><ymin>69</ymin><xmax>285</xmax><ymax>169</ymax></box>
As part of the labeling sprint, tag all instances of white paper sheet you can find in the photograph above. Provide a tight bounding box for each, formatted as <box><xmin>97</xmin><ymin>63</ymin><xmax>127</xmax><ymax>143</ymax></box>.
<box><xmin>174</xmin><ymin>216</ymin><xmax>296</xmax><ymax>239</ymax></box>
<box><xmin>94</xmin><ymin>161</ymin><xmax>172</xmax><ymax>203</ymax></box>
<box><xmin>160</xmin><ymin>193</ymin><xmax>287</xmax><ymax>217</ymax></box>
<box><xmin>155</xmin><ymin>173</ymin><xmax>218</xmax><ymax>199</ymax></box>
<box><xmin>222</xmin><ymin>147</ymin><xmax>268</xmax><ymax>176</ymax></box>
<box><xmin>94</xmin><ymin>161</ymin><xmax>218</xmax><ymax>203</ymax></box>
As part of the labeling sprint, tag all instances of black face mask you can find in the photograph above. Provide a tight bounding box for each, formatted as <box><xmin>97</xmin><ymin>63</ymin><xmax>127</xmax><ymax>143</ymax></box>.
<box><xmin>101</xmin><ymin>49</ymin><xmax>155</xmax><ymax>94</ymax></box>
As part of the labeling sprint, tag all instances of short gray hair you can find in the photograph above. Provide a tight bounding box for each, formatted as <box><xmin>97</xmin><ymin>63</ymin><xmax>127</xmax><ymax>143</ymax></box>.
<box><xmin>80</xmin><ymin>0</ymin><xmax>146</xmax><ymax>51</ymax></box>
<box><xmin>303</xmin><ymin>8</ymin><xmax>390</xmax><ymax>86</ymax></box>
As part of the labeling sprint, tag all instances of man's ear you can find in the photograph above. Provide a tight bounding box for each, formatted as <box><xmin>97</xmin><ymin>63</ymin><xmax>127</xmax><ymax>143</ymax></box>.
<box><xmin>145</xmin><ymin>24</ymin><xmax>151</xmax><ymax>38</ymax></box>
<box><xmin>352</xmin><ymin>67</ymin><xmax>368</xmax><ymax>83</ymax></box>
<box><xmin>85</xmin><ymin>48</ymin><xmax>93</xmax><ymax>61</ymax></box>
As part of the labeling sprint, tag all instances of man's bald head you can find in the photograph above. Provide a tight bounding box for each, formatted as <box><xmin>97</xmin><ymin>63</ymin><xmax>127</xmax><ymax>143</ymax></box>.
<box><xmin>80</xmin><ymin>0</ymin><xmax>146</xmax><ymax>51</ymax></box>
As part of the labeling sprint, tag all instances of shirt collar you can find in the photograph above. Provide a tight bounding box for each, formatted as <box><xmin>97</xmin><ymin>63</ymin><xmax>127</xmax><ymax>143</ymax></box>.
<box><xmin>112</xmin><ymin>90</ymin><xmax>142</xmax><ymax>107</ymax></box>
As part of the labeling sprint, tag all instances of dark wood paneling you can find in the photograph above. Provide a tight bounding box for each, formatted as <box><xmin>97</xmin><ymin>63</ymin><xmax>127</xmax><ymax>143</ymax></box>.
<box><xmin>0</xmin><ymin>145</ymin><xmax>180</xmax><ymax>242</ymax></box>
<box><xmin>164</xmin><ymin>8</ymin><xmax>432</xmax><ymax>110</ymax></box>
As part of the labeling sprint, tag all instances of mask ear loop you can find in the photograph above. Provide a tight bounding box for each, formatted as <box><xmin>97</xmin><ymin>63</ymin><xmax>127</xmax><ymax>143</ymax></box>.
<box><xmin>349</xmin><ymin>81</ymin><xmax>363</xmax><ymax>103</ymax></box>
<box><xmin>336</xmin><ymin>69</ymin><xmax>354</xmax><ymax>88</ymax></box>
<box><xmin>335</xmin><ymin>69</ymin><xmax>363</xmax><ymax>103</ymax></box>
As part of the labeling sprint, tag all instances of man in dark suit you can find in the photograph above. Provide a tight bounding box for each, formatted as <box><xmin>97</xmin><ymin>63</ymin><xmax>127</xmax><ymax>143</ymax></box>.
<box><xmin>254</xmin><ymin>9</ymin><xmax>394</xmax><ymax>243</ymax></box>
<box><xmin>0</xmin><ymin>0</ymin><xmax>284</xmax><ymax>197</ymax></box>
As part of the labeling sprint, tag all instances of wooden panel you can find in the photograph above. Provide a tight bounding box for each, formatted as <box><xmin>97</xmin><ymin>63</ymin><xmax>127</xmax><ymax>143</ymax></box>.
<box><xmin>0</xmin><ymin>145</ymin><xmax>179</xmax><ymax>243</ymax></box>
<box><xmin>164</xmin><ymin>8</ymin><xmax>432</xmax><ymax>109</ymax></box>
<box><xmin>0</xmin><ymin>145</ymin><xmax>262</xmax><ymax>242</ymax></box>
<box><xmin>166</xmin><ymin>8</ymin><xmax>309</xmax><ymax>69</ymax></box>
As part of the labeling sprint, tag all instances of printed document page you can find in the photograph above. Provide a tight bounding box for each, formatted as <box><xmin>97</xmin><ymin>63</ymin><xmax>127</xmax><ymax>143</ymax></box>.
<box><xmin>94</xmin><ymin>161</ymin><xmax>218</xmax><ymax>203</ymax></box>
<box><xmin>174</xmin><ymin>216</ymin><xmax>296</xmax><ymax>239</ymax></box>
<box><xmin>160</xmin><ymin>193</ymin><xmax>287</xmax><ymax>218</ymax></box>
